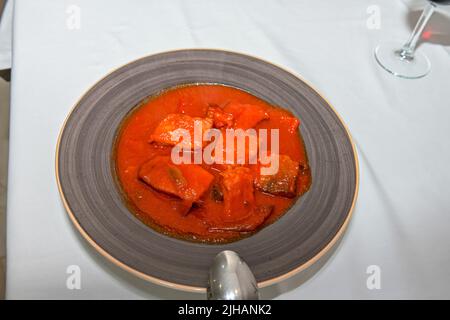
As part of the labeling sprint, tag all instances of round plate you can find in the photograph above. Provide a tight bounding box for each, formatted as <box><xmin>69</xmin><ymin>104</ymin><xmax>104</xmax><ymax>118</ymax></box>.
<box><xmin>56</xmin><ymin>49</ymin><xmax>358</xmax><ymax>292</ymax></box>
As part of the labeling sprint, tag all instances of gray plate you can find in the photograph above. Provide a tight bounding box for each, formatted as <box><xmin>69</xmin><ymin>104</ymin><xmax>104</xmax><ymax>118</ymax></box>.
<box><xmin>56</xmin><ymin>49</ymin><xmax>359</xmax><ymax>292</ymax></box>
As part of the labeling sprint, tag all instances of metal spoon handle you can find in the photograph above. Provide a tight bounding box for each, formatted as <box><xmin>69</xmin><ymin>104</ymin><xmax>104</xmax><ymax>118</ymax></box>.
<box><xmin>208</xmin><ymin>250</ymin><xmax>259</xmax><ymax>300</ymax></box>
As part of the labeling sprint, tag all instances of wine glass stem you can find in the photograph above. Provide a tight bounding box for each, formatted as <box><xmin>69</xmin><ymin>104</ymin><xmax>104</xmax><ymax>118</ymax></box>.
<box><xmin>399</xmin><ymin>2</ymin><xmax>435</xmax><ymax>60</ymax></box>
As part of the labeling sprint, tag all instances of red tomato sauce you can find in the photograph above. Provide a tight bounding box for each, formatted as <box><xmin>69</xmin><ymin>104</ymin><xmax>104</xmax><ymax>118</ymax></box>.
<box><xmin>114</xmin><ymin>84</ymin><xmax>311</xmax><ymax>243</ymax></box>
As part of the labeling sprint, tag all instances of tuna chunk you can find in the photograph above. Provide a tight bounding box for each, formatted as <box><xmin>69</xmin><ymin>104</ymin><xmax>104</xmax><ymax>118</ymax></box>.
<box><xmin>219</xmin><ymin>167</ymin><xmax>255</xmax><ymax>221</ymax></box>
<box><xmin>224</xmin><ymin>103</ymin><xmax>269</xmax><ymax>129</ymax></box>
<box><xmin>205</xmin><ymin>166</ymin><xmax>274</xmax><ymax>232</ymax></box>
<box><xmin>138</xmin><ymin>156</ymin><xmax>214</xmax><ymax>204</ymax></box>
<box><xmin>149</xmin><ymin>114</ymin><xmax>213</xmax><ymax>148</ymax></box>
<box><xmin>206</xmin><ymin>104</ymin><xmax>234</xmax><ymax>128</ymax></box>
<box><xmin>254</xmin><ymin>154</ymin><xmax>299</xmax><ymax>198</ymax></box>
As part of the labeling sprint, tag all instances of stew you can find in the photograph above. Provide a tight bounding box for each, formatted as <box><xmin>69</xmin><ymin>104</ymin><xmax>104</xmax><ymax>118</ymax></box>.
<box><xmin>114</xmin><ymin>84</ymin><xmax>311</xmax><ymax>243</ymax></box>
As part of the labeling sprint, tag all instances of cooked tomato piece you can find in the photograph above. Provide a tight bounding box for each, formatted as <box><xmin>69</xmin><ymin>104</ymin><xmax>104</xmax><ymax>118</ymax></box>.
<box><xmin>224</xmin><ymin>103</ymin><xmax>269</xmax><ymax>129</ymax></box>
<box><xmin>206</xmin><ymin>104</ymin><xmax>234</xmax><ymax>128</ymax></box>
<box><xmin>138</xmin><ymin>156</ymin><xmax>214</xmax><ymax>205</ymax></box>
<box><xmin>254</xmin><ymin>154</ymin><xmax>299</xmax><ymax>198</ymax></box>
<box><xmin>149</xmin><ymin>114</ymin><xmax>213</xmax><ymax>148</ymax></box>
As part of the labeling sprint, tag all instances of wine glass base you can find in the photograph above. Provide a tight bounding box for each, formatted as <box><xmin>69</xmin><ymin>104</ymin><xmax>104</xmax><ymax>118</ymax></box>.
<box><xmin>374</xmin><ymin>42</ymin><xmax>431</xmax><ymax>79</ymax></box>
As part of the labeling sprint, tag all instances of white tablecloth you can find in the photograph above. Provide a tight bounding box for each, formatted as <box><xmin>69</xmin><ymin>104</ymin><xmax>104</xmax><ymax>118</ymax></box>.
<box><xmin>5</xmin><ymin>0</ymin><xmax>450</xmax><ymax>299</ymax></box>
<box><xmin>0</xmin><ymin>0</ymin><xmax>13</xmax><ymax>69</ymax></box>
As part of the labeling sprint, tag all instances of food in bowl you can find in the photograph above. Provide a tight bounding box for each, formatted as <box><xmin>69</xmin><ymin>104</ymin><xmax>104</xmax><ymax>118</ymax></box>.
<box><xmin>114</xmin><ymin>84</ymin><xmax>311</xmax><ymax>243</ymax></box>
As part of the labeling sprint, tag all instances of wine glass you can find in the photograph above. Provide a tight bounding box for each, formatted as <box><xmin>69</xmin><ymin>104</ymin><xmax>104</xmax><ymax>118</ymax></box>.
<box><xmin>375</xmin><ymin>0</ymin><xmax>450</xmax><ymax>79</ymax></box>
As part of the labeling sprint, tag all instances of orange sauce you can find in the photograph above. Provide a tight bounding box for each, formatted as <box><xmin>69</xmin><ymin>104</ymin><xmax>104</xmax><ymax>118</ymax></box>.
<box><xmin>114</xmin><ymin>84</ymin><xmax>311</xmax><ymax>243</ymax></box>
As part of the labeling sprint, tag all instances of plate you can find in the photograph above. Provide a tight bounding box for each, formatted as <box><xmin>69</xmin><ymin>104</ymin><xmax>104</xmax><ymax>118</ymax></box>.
<box><xmin>56</xmin><ymin>49</ymin><xmax>358</xmax><ymax>292</ymax></box>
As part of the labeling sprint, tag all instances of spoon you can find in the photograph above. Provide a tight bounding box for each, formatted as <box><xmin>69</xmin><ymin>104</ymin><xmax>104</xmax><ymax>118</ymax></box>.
<box><xmin>207</xmin><ymin>250</ymin><xmax>259</xmax><ymax>300</ymax></box>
